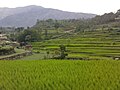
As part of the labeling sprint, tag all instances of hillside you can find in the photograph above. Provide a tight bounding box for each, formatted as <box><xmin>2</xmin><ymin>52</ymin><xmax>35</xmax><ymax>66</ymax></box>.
<box><xmin>0</xmin><ymin>5</ymin><xmax>96</xmax><ymax>27</ymax></box>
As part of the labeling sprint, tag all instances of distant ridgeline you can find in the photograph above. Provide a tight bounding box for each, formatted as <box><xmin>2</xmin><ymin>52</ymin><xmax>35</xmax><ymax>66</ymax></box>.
<box><xmin>0</xmin><ymin>5</ymin><xmax>96</xmax><ymax>27</ymax></box>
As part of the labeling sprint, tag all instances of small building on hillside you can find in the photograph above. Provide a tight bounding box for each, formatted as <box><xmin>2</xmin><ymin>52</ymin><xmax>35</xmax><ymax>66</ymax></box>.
<box><xmin>0</xmin><ymin>32</ymin><xmax>19</xmax><ymax>48</ymax></box>
<box><xmin>0</xmin><ymin>32</ymin><xmax>9</xmax><ymax>45</ymax></box>
<box><xmin>0</xmin><ymin>34</ymin><xmax>7</xmax><ymax>41</ymax></box>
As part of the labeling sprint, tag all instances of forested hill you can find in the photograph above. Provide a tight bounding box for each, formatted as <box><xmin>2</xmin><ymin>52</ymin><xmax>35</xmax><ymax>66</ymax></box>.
<box><xmin>91</xmin><ymin>9</ymin><xmax>120</xmax><ymax>25</ymax></box>
<box><xmin>0</xmin><ymin>5</ymin><xmax>96</xmax><ymax>27</ymax></box>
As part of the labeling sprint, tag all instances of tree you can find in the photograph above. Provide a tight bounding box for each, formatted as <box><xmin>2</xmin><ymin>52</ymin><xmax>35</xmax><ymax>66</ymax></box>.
<box><xmin>54</xmin><ymin>20</ymin><xmax>60</xmax><ymax>33</ymax></box>
<box><xmin>25</xmin><ymin>35</ymin><xmax>31</xmax><ymax>42</ymax></box>
<box><xmin>75</xmin><ymin>21</ymin><xmax>90</xmax><ymax>32</ymax></box>
<box><xmin>44</xmin><ymin>29</ymin><xmax>48</xmax><ymax>40</ymax></box>
<box><xmin>59</xmin><ymin>45</ymin><xmax>68</xmax><ymax>59</ymax></box>
<box><xmin>17</xmin><ymin>29</ymin><xmax>40</xmax><ymax>42</ymax></box>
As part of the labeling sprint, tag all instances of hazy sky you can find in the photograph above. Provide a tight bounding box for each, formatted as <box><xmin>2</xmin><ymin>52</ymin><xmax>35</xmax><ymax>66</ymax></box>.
<box><xmin>0</xmin><ymin>0</ymin><xmax>119</xmax><ymax>15</ymax></box>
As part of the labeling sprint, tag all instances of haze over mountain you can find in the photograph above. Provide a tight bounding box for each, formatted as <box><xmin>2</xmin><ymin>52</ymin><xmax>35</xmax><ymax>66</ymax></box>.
<box><xmin>0</xmin><ymin>5</ymin><xmax>96</xmax><ymax>27</ymax></box>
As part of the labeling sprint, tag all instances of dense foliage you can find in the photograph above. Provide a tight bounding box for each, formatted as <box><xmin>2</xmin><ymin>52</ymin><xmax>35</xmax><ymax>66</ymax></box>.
<box><xmin>17</xmin><ymin>29</ymin><xmax>41</xmax><ymax>42</ymax></box>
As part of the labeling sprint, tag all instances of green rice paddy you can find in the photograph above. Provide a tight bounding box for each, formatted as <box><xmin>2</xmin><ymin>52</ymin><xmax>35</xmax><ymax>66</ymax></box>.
<box><xmin>0</xmin><ymin>60</ymin><xmax>120</xmax><ymax>90</ymax></box>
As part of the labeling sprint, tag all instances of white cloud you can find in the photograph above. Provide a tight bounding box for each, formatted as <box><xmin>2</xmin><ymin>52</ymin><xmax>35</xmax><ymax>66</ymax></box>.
<box><xmin>0</xmin><ymin>0</ymin><xmax>119</xmax><ymax>15</ymax></box>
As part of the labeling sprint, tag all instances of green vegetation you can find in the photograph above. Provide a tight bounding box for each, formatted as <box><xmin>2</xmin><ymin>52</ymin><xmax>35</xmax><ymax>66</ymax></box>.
<box><xmin>0</xmin><ymin>9</ymin><xmax>120</xmax><ymax>90</ymax></box>
<box><xmin>0</xmin><ymin>60</ymin><xmax>120</xmax><ymax>90</ymax></box>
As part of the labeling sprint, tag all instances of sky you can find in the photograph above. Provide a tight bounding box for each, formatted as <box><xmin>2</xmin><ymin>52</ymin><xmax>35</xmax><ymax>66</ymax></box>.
<box><xmin>0</xmin><ymin>0</ymin><xmax>119</xmax><ymax>15</ymax></box>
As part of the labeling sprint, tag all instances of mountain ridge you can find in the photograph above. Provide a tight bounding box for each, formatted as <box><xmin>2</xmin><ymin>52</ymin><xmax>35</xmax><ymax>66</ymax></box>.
<box><xmin>0</xmin><ymin>5</ymin><xmax>96</xmax><ymax>27</ymax></box>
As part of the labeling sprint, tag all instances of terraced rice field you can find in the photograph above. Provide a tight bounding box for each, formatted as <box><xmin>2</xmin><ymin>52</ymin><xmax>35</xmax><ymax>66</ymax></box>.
<box><xmin>31</xmin><ymin>28</ymin><xmax>120</xmax><ymax>60</ymax></box>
